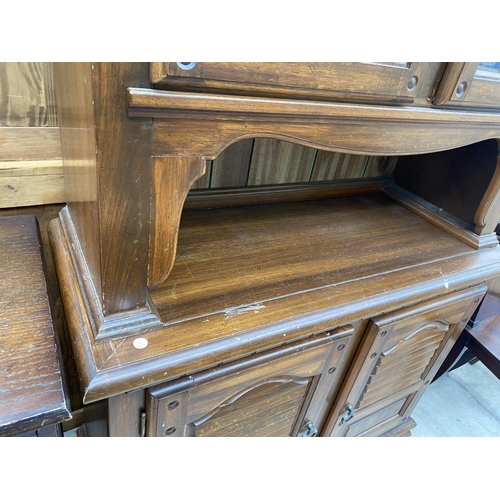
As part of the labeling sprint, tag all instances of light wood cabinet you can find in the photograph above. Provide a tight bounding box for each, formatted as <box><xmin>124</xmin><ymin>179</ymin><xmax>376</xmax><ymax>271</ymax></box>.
<box><xmin>49</xmin><ymin>63</ymin><xmax>500</xmax><ymax>437</ymax></box>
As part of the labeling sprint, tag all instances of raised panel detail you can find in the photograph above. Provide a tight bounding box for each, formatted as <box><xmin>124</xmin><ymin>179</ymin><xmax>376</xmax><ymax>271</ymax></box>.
<box><xmin>357</xmin><ymin>320</ymin><xmax>450</xmax><ymax>409</ymax></box>
<box><xmin>146</xmin><ymin>328</ymin><xmax>355</xmax><ymax>437</ymax></box>
<box><xmin>324</xmin><ymin>285</ymin><xmax>486</xmax><ymax>437</ymax></box>
<box><xmin>191</xmin><ymin>377</ymin><xmax>312</xmax><ymax>437</ymax></box>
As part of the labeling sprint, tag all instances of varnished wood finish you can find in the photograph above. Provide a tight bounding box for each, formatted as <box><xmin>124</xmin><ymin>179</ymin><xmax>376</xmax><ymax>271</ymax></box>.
<box><xmin>433</xmin><ymin>63</ymin><xmax>478</xmax><ymax>106</ymax></box>
<box><xmin>108</xmin><ymin>391</ymin><xmax>146</xmax><ymax>437</ymax></box>
<box><xmin>324</xmin><ymin>286</ymin><xmax>485</xmax><ymax>437</ymax></box>
<box><xmin>152</xmin><ymin>114</ymin><xmax>500</xmax><ymax>160</ymax></box>
<box><xmin>209</xmin><ymin>138</ymin><xmax>253</xmax><ymax>188</ymax></box>
<box><xmin>146</xmin><ymin>331</ymin><xmax>353</xmax><ymax>437</ymax></box>
<box><xmin>49</xmin><ymin>191</ymin><xmax>500</xmax><ymax>404</ymax></box>
<box><xmin>247</xmin><ymin>139</ymin><xmax>317</xmax><ymax>185</ymax></box>
<box><xmin>149</xmin><ymin>62</ymin><xmax>444</xmax><ymax>106</ymax></box>
<box><xmin>474</xmin><ymin>139</ymin><xmax>500</xmax><ymax>234</ymax></box>
<box><xmin>190</xmin><ymin>139</ymin><xmax>393</xmax><ymax>192</ymax></box>
<box><xmin>93</xmin><ymin>63</ymin><xmax>153</xmax><ymax>315</ymax></box>
<box><xmin>379</xmin><ymin>417</ymin><xmax>416</xmax><ymax>437</ymax></box>
<box><xmin>185</xmin><ymin>178</ymin><xmax>391</xmax><ymax>211</ymax></box>
<box><xmin>53</xmin><ymin>63</ymin><xmax>102</xmax><ymax>303</ymax></box>
<box><xmin>150</xmin><ymin>156</ymin><xmax>206</xmax><ymax>289</ymax></box>
<box><xmin>0</xmin><ymin>204</ymin><xmax>81</xmax><ymax>412</ymax></box>
<box><xmin>53</xmin><ymin>63</ymin><xmax>165</xmax><ymax>341</ymax></box>
<box><xmin>50</xmin><ymin>63</ymin><xmax>500</xmax><ymax>436</ymax></box>
<box><xmin>54</xmin><ymin>63</ymin><xmax>156</xmax><ymax>318</ymax></box>
<box><xmin>56</xmin><ymin>207</ymin><xmax>161</xmax><ymax>342</ymax></box>
<box><xmin>434</xmin><ymin>62</ymin><xmax>500</xmax><ymax>110</ymax></box>
<box><xmin>152</xmin><ymin>194</ymin><xmax>482</xmax><ymax>324</ymax></box>
<box><xmin>393</xmin><ymin>139</ymin><xmax>500</xmax><ymax>236</ymax></box>
<box><xmin>0</xmin><ymin>215</ymin><xmax>70</xmax><ymax>436</ymax></box>
<box><xmin>382</xmin><ymin>185</ymin><xmax>498</xmax><ymax>250</ymax></box>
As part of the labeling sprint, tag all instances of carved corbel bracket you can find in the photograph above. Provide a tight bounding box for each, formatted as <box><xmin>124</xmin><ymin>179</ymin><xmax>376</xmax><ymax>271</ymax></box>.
<box><xmin>128</xmin><ymin>89</ymin><xmax>500</xmax><ymax>288</ymax></box>
<box><xmin>149</xmin><ymin>156</ymin><xmax>206</xmax><ymax>290</ymax></box>
<box><xmin>474</xmin><ymin>138</ymin><xmax>500</xmax><ymax>235</ymax></box>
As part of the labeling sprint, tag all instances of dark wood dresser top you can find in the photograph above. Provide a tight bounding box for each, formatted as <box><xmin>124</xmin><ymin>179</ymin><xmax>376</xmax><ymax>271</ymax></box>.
<box><xmin>0</xmin><ymin>215</ymin><xmax>70</xmax><ymax>436</ymax></box>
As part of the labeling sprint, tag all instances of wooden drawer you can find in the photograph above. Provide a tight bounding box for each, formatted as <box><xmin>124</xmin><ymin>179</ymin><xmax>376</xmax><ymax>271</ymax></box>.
<box><xmin>324</xmin><ymin>285</ymin><xmax>486</xmax><ymax>437</ymax></box>
<box><xmin>150</xmin><ymin>62</ymin><xmax>441</xmax><ymax>105</ymax></box>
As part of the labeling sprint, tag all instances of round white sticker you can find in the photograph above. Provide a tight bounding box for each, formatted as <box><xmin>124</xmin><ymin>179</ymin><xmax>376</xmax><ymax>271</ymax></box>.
<box><xmin>133</xmin><ymin>338</ymin><xmax>148</xmax><ymax>349</ymax></box>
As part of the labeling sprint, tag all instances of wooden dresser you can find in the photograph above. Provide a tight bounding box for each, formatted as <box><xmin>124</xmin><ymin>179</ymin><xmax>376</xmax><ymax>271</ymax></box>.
<box><xmin>50</xmin><ymin>62</ymin><xmax>500</xmax><ymax>436</ymax></box>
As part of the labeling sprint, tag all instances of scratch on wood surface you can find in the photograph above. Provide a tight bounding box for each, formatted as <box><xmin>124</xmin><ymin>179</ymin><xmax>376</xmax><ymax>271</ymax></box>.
<box><xmin>181</xmin><ymin>256</ymin><xmax>195</xmax><ymax>278</ymax></box>
<box><xmin>222</xmin><ymin>303</ymin><xmax>265</xmax><ymax>327</ymax></box>
<box><xmin>100</xmin><ymin>339</ymin><xmax>126</xmax><ymax>369</ymax></box>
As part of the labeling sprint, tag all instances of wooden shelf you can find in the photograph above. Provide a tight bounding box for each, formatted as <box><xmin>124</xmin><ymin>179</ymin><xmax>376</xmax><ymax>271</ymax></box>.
<box><xmin>151</xmin><ymin>193</ymin><xmax>476</xmax><ymax>327</ymax></box>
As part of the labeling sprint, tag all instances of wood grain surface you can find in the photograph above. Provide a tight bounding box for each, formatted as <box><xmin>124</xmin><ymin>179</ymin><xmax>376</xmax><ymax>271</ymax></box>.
<box><xmin>0</xmin><ymin>204</ymin><xmax>81</xmax><ymax>412</ymax></box>
<box><xmin>0</xmin><ymin>126</ymin><xmax>64</xmax><ymax>208</ymax></box>
<box><xmin>0</xmin><ymin>215</ymin><xmax>69</xmax><ymax>436</ymax></box>
<box><xmin>0</xmin><ymin>63</ymin><xmax>58</xmax><ymax>127</ymax></box>
<box><xmin>190</xmin><ymin>138</ymin><xmax>393</xmax><ymax>191</ymax></box>
<box><xmin>152</xmin><ymin>194</ymin><xmax>477</xmax><ymax>324</ymax></box>
<box><xmin>149</xmin><ymin>62</ymin><xmax>445</xmax><ymax>107</ymax></box>
<box><xmin>51</xmin><ymin>191</ymin><xmax>500</xmax><ymax>404</ymax></box>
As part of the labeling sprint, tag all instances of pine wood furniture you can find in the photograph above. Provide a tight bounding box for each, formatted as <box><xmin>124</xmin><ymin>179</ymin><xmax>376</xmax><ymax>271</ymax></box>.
<box><xmin>50</xmin><ymin>63</ymin><xmax>500</xmax><ymax>437</ymax></box>
<box><xmin>0</xmin><ymin>215</ymin><xmax>70</xmax><ymax>437</ymax></box>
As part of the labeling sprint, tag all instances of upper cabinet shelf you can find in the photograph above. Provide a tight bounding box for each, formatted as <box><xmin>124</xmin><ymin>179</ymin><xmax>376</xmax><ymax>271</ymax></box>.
<box><xmin>150</xmin><ymin>62</ymin><xmax>445</xmax><ymax>106</ymax></box>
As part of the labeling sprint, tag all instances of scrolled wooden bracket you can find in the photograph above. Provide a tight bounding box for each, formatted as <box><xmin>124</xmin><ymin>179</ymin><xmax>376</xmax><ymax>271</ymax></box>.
<box><xmin>149</xmin><ymin>156</ymin><xmax>206</xmax><ymax>290</ymax></box>
<box><xmin>474</xmin><ymin>138</ymin><xmax>500</xmax><ymax>235</ymax></box>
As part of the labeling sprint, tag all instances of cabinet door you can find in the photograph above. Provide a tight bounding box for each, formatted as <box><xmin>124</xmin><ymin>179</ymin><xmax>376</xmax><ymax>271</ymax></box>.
<box><xmin>150</xmin><ymin>62</ymin><xmax>439</xmax><ymax>105</ymax></box>
<box><xmin>145</xmin><ymin>328</ymin><xmax>354</xmax><ymax>437</ymax></box>
<box><xmin>434</xmin><ymin>62</ymin><xmax>500</xmax><ymax>109</ymax></box>
<box><xmin>324</xmin><ymin>285</ymin><xmax>486</xmax><ymax>437</ymax></box>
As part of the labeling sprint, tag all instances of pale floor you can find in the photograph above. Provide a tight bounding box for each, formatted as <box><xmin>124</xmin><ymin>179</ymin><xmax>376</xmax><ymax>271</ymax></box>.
<box><xmin>411</xmin><ymin>360</ymin><xmax>500</xmax><ymax>437</ymax></box>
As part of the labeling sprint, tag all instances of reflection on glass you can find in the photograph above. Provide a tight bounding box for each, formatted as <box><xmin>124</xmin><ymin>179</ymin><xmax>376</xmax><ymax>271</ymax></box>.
<box><xmin>478</xmin><ymin>62</ymin><xmax>500</xmax><ymax>74</ymax></box>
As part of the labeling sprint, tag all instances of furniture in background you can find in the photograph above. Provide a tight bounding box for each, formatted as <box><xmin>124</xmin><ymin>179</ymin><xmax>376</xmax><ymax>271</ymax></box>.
<box><xmin>435</xmin><ymin>274</ymin><xmax>500</xmax><ymax>381</ymax></box>
<box><xmin>0</xmin><ymin>215</ymin><xmax>70</xmax><ymax>436</ymax></box>
<box><xmin>49</xmin><ymin>62</ymin><xmax>500</xmax><ymax>436</ymax></box>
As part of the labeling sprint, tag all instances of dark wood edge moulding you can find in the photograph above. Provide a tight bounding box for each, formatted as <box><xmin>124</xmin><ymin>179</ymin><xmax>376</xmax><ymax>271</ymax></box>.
<box><xmin>49</xmin><ymin>209</ymin><xmax>500</xmax><ymax>404</ymax></box>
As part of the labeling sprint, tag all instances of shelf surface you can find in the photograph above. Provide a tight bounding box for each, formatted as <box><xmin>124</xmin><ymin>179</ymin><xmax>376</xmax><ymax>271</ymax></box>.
<box><xmin>54</xmin><ymin>192</ymin><xmax>500</xmax><ymax>402</ymax></box>
<box><xmin>151</xmin><ymin>193</ymin><xmax>475</xmax><ymax>325</ymax></box>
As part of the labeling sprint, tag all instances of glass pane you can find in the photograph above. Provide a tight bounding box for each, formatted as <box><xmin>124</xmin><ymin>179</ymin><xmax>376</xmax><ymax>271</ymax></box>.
<box><xmin>478</xmin><ymin>62</ymin><xmax>500</xmax><ymax>73</ymax></box>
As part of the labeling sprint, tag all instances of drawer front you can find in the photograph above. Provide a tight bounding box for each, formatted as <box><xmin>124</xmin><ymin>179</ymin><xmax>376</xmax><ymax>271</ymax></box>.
<box><xmin>146</xmin><ymin>328</ymin><xmax>354</xmax><ymax>437</ymax></box>
<box><xmin>150</xmin><ymin>62</ymin><xmax>437</xmax><ymax>105</ymax></box>
<box><xmin>324</xmin><ymin>285</ymin><xmax>486</xmax><ymax>437</ymax></box>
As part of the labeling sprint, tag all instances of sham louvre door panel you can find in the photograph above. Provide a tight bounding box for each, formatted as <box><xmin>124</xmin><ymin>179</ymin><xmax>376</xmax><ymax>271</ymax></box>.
<box><xmin>324</xmin><ymin>286</ymin><xmax>486</xmax><ymax>437</ymax></box>
<box><xmin>150</xmin><ymin>62</ymin><xmax>439</xmax><ymax>105</ymax></box>
<box><xmin>146</xmin><ymin>329</ymin><xmax>354</xmax><ymax>437</ymax></box>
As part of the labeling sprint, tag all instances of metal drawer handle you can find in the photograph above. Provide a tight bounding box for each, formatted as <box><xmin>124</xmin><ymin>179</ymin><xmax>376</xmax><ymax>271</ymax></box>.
<box><xmin>338</xmin><ymin>404</ymin><xmax>355</xmax><ymax>426</ymax></box>
<box><xmin>298</xmin><ymin>420</ymin><xmax>318</xmax><ymax>437</ymax></box>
